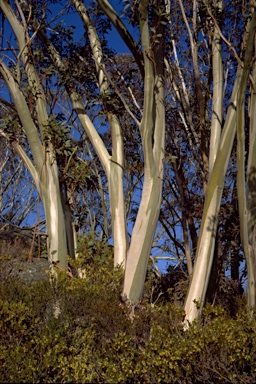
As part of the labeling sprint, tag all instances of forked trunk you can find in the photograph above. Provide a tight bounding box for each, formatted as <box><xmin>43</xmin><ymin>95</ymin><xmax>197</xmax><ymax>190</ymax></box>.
<box><xmin>184</xmin><ymin>68</ymin><xmax>241</xmax><ymax>324</ymax></box>
<box><xmin>123</xmin><ymin>175</ymin><xmax>163</xmax><ymax>302</ymax></box>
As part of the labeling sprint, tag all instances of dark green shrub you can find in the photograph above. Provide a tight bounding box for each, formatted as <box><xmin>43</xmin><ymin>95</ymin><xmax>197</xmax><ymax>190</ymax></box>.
<box><xmin>0</xmin><ymin>260</ymin><xmax>255</xmax><ymax>383</ymax></box>
<box><xmin>72</xmin><ymin>232</ymin><xmax>114</xmax><ymax>272</ymax></box>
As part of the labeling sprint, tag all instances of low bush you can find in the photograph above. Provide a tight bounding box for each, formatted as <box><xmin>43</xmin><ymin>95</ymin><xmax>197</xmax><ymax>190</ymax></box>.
<box><xmin>0</xmin><ymin>260</ymin><xmax>255</xmax><ymax>383</ymax></box>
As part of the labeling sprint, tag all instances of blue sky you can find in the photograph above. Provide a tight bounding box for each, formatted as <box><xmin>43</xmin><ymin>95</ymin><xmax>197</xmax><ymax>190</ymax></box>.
<box><xmin>48</xmin><ymin>0</ymin><xmax>131</xmax><ymax>53</ymax></box>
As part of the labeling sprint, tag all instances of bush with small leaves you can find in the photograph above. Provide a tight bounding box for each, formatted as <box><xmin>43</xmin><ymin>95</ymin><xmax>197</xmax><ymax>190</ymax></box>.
<box><xmin>0</xmin><ymin>262</ymin><xmax>256</xmax><ymax>383</ymax></box>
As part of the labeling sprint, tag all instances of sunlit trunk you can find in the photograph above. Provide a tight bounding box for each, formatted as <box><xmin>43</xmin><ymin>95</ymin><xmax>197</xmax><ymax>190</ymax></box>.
<box><xmin>0</xmin><ymin>1</ymin><xmax>69</xmax><ymax>269</ymax></box>
<box><xmin>122</xmin><ymin>0</ymin><xmax>165</xmax><ymax>303</ymax></box>
<box><xmin>184</xmin><ymin>68</ymin><xmax>241</xmax><ymax>324</ymax></box>
<box><xmin>71</xmin><ymin>0</ymin><xmax>128</xmax><ymax>267</ymax></box>
<box><xmin>123</xmin><ymin>175</ymin><xmax>164</xmax><ymax>302</ymax></box>
<box><xmin>42</xmin><ymin>163</ymin><xmax>68</xmax><ymax>269</ymax></box>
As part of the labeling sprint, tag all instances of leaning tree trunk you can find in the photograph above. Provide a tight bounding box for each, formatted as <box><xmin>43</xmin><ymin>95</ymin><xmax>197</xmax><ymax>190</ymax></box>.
<box><xmin>122</xmin><ymin>0</ymin><xmax>166</xmax><ymax>303</ymax></box>
<box><xmin>242</xmin><ymin>55</ymin><xmax>256</xmax><ymax>310</ymax></box>
<box><xmin>183</xmin><ymin>67</ymin><xmax>241</xmax><ymax>324</ymax></box>
<box><xmin>0</xmin><ymin>1</ymin><xmax>69</xmax><ymax>269</ymax></box>
<box><xmin>184</xmin><ymin>9</ymin><xmax>256</xmax><ymax>324</ymax></box>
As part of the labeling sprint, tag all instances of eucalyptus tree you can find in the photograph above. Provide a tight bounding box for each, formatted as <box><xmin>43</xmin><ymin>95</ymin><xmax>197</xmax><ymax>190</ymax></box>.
<box><xmin>0</xmin><ymin>0</ymin><xmax>72</xmax><ymax>268</ymax></box>
<box><xmin>21</xmin><ymin>0</ymin><xmax>166</xmax><ymax>303</ymax></box>
<box><xmin>2</xmin><ymin>0</ymin><xmax>256</xmax><ymax>324</ymax></box>
<box><xmin>180</xmin><ymin>0</ymin><xmax>256</xmax><ymax>324</ymax></box>
<box><xmin>142</xmin><ymin>0</ymin><xmax>256</xmax><ymax>322</ymax></box>
<box><xmin>0</xmin><ymin>0</ymin><xmax>166</xmax><ymax>303</ymax></box>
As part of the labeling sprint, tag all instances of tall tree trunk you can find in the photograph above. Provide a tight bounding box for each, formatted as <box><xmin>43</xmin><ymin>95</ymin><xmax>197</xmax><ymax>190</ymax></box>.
<box><xmin>122</xmin><ymin>0</ymin><xmax>165</xmax><ymax>303</ymax></box>
<box><xmin>41</xmin><ymin>165</ymin><xmax>68</xmax><ymax>268</ymax></box>
<box><xmin>184</xmin><ymin>67</ymin><xmax>241</xmax><ymax>324</ymax></box>
<box><xmin>184</xmin><ymin>9</ymin><xmax>256</xmax><ymax>324</ymax></box>
<box><xmin>236</xmin><ymin>12</ymin><xmax>256</xmax><ymax>310</ymax></box>
<box><xmin>245</xmin><ymin>58</ymin><xmax>256</xmax><ymax>309</ymax></box>
<box><xmin>0</xmin><ymin>1</ymin><xmax>69</xmax><ymax>268</ymax></box>
<box><xmin>67</xmin><ymin>0</ymin><xmax>128</xmax><ymax>267</ymax></box>
<box><xmin>60</xmin><ymin>181</ymin><xmax>76</xmax><ymax>261</ymax></box>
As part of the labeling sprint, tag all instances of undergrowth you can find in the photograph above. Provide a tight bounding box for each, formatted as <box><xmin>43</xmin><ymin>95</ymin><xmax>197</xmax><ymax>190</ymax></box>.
<box><xmin>0</xmin><ymin>244</ymin><xmax>255</xmax><ymax>383</ymax></box>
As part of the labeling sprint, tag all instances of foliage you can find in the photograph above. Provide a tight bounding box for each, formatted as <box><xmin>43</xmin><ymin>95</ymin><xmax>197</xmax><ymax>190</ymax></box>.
<box><xmin>71</xmin><ymin>231</ymin><xmax>114</xmax><ymax>271</ymax></box>
<box><xmin>0</xmin><ymin>261</ymin><xmax>255</xmax><ymax>383</ymax></box>
<box><xmin>0</xmin><ymin>116</ymin><xmax>22</xmax><ymax>142</ymax></box>
<box><xmin>43</xmin><ymin>117</ymin><xmax>75</xmax><ymax>158</ymax></box>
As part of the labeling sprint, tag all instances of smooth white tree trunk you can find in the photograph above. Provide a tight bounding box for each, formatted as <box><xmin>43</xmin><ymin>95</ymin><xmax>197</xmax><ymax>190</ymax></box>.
<box><xmin>122</xmin><ymin>0</ymin><xmax>165</xmax><ymax>303</ymax></box>
<box><xmin>0</xmin><ymin>1</ymin><xmax>68</xmax><ymax>268</ymax></box>
<box><xmin>184</xmin><ymin>8</ymin><xmax>256</xmax><ymax>324</ymax></box>
<box><xmin>184</xmin><ymin>69</ymin><xmax>241</xmax><ymax>324</ymax></box>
